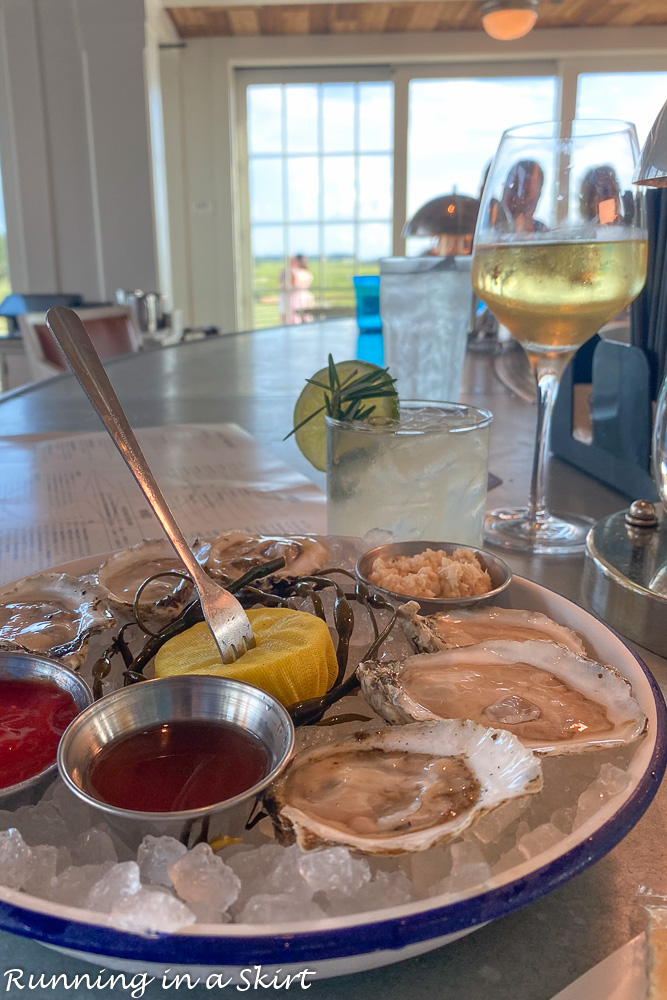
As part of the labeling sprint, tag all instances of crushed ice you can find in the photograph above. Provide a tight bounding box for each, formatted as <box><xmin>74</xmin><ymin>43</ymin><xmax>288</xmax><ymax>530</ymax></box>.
<box><xmin>0</xmin><ymin>745</ymin><xmax>636</xmax><ymax>934</ymax></box>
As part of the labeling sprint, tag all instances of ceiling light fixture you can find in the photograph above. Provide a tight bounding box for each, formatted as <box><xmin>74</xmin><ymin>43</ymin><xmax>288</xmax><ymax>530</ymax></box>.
<box><xmin>481</xmin><ymin>0</ymin><xmax>539</xmax><ymax>41</ymax></box>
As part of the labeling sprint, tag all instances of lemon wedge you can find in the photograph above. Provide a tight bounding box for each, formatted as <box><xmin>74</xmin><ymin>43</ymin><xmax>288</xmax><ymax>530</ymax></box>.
<box><xmin>154</xmin><ymin>607</ymin><xmax>338</xmax><ymax>708</ymax></box>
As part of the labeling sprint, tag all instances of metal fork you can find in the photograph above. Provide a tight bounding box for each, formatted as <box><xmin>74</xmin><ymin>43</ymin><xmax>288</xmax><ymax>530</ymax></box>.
<box><xmin>45</xmin><ymin>306</ymin><xmax>255</xmax><ymax>664</ymax></box>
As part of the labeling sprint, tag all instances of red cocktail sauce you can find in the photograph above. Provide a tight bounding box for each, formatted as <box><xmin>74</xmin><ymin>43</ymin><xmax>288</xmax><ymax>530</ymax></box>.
<box><xmin>0</xmin><ymin>677</ymin><xmax>79</xmax><ymax>788</ymax></box>
<box><xmin>86</xmin><ymin>720</ymin><xmax>270</xmax><ymax>812</ymax></box>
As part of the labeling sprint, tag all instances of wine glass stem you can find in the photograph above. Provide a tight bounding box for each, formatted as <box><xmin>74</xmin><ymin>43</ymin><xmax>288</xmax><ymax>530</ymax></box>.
<box><xmin>526</xmin><ymin>352</ymin><xmax>573</xmax><ymax>526</ymax></box>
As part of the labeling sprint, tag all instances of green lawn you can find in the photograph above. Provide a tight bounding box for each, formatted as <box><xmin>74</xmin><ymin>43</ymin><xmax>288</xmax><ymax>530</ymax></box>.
<box><xmin>252</xmin><ymin>256</ymin><xmax>379</xmax><ymax>329</ymax></box>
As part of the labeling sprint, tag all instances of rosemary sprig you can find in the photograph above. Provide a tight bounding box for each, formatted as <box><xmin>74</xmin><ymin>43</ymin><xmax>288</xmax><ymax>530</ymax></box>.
<box><xmin>285</xmin><ymin>354</ymin><xmax>398</xmax><ymax>440</ymax></box>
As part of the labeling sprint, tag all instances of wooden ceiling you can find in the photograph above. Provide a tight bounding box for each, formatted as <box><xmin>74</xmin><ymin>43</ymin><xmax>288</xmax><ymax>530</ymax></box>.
<box><xmin>167</xmin><ymin>0</ymin><xmax>667</xmax><ymax>38</ymax></box>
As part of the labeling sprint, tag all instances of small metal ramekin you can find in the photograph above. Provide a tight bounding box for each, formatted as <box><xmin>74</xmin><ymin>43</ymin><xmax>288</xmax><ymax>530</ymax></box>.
<box><xmin>58</xmin><ymin>675</ymin><xmax>294</xmax><ymax>849</ymax></box>
<box><xmin>356</xmin><ymin>540</ymin><xmax>512</xmax><ymax>614</ymax></box>
<box><xmin>0</xmin><ymin>649</ymin><xmax>92</xmax><ymax>808</ymax></box>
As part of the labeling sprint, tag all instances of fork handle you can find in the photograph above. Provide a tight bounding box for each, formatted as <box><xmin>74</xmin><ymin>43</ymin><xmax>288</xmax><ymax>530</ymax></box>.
<box><xmin>46</xmin><ymin>306</ymin><xmax>204</xmax><ymax>586</ymax></box>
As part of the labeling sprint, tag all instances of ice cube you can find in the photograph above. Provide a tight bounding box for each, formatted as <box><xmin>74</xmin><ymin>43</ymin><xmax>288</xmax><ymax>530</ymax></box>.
<box><xmin>429</xmin><ymin>842</ymin><xmax>491</xmax><ymax>898</ymax></box>
<box><xmin>22</xmin><ymin>845</ymin><xmax>58</xmax><ymax>898</ymax></box>
<box><xmin>550</xmin><ymin>806</ymin><xmax>575</xmax><ymax>834</ymax></box>
<box><xmin>0</xmin><ymin>810</ymin><xmax>16</xmax><ymax>832</ymax></box>
<box><xmin>228</xmin><ymin>843</ymin><xmax>308</xmax><ymax>913</ymax></box>
<box><xmin>50</xmin><ymin>862</ymin><xmax>116</xmax><ymax>907</ymax></box>
<box><xmin>168</xmin><ymin>843</ymin><xmax>240</xmax><ymax>913</ymax></box>
<box><xmin>86</xmin><ymin>862</ymin><xmax>142</xmax><ymax>913</ymax></box>
<box><xmin>0</xmin><ymin>829</ymin><xmax>31</xmax><ymax>889</ymax></box>
<box><xmin>484</xmin><ymin>694</ymin><xmax>541</xmax><ymax>725</ymax></box>
<box><xmin>110</xmin><ymin>888</ymin><xmax>196</xmax><ymax>936</ymax></box>
<box><xmin>57</xmin><ymin>846</ymin><xmax>72</xmax><ymax>873</ymax></box>
<box><xmin>517</xmin><ymin>823</ymin><xmax>564</xmax><ymax>861</ymax></box>
<box><xmin>297</xmin><ymin>847</ymin><xmax>370</xmax><ymax>896</ymax></box>
<box><xmin>324</xmin><ymin>869</ymin><xmax>413</xmax><ymax>916</ymax></box>
<box><xmin>467</xmin><ymin>797</ymin><xmax>528</xmax><ymax>849</ymax></box>
<box><xmin>10</xmin><ymin>803</ymin><xmax>69</xmax><ymax>848</ymax></box>
<box><xmin>224</xmin><ymin>842</ymin><xmax>284</xmax><ymax>884</ymax></box>
<box><xmin>188</xmin><ymin>899</ymin><xmax>232</xmax><ymax>924</ymax></box>
<box><xmin>48</xmin><ymin>781</ymin><xmax>92</xmax><ymax>837</ymax></box>
<box><xmin>71</xmin><ymin>827</ymin><xmax>118</xmax><ymax>866</ymax></box>
<box><xmin>137</xmin><ymin>835</ymin><xmax>187</xmax><ymax>887</ymax></box>
<box><xmin>240</xmin><ymin>892</ymin><xmax>326</xmax><ymax>925</ymax></box>
<box><xmin>573</xmin><ymin>763</ymin><xmax>631</xmax><ymax>829</ymax></box>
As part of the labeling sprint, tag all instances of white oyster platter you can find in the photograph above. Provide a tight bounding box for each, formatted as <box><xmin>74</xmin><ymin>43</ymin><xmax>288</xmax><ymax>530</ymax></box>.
<box><xmin>0</xmin><ymin>533</ymin><xmax>665</xmax><ymax>981</ymax></box>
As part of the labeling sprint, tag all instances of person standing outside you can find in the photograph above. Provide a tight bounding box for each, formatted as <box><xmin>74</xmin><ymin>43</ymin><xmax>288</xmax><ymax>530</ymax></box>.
<box><xmin>280</xmin><ymin>255</ymin><xmax>315</xmax><ymax>325</ymax></box>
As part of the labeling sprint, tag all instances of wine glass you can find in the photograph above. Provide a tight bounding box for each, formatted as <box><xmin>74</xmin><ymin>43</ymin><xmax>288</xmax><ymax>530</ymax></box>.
<box><xmin>472</xmin><ymin>119</ymin><xmax>648</xmax><ymax>555</ymax></box>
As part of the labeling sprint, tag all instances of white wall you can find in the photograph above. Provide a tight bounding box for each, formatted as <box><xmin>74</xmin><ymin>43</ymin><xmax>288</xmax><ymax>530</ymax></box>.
<box><xmin>159</xmin><ymin>25</ymin><xmax>667</xmax><ymax>333</ymax></box>
<box><xmin>0</xmin><ymin>0</ymin><xmax>157</xmax><ymax>301</ymax></box>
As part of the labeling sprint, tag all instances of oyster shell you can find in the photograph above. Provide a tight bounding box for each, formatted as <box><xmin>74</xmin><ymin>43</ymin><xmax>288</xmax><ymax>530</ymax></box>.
<box><xmin>265</xmin><ymin>720</ymin><xmax>543</xmax><ymax>855</ymax></box>
<box><xmin>96</xmin><ymin>538</ymin><xmax>209</xmax><ymax>624</ymax></box>
<box><xmin>358</xmin><ymin>639</ymin><xmax>647</xmax><ymax>755</ymax></box>
<box><xmin>0</xmin><ymin>573</ymin><xmax>115</xmax><ymax>669</ymax></box>
<box><xmin>205</xmin><ymin>531</ymin><xmax>329</xmax><ymax>586</ymax></box>
<box><xmin>400</xmin><ymin>604</ymin><xmax>587</xmax><ymax>656</ymax></box>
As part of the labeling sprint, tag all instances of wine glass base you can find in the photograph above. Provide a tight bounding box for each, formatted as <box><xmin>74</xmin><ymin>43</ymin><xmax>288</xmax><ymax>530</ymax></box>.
<box><xmin>484</xmin><ymin>508</ymin><xmax>595</xmax><ymax>555</ymax></box>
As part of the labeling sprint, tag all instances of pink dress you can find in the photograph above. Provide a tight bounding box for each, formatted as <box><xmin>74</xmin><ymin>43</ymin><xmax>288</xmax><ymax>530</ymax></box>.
<box><xmin>281</xmin><ymin>267</ymin><xmax>315</xmax><ymax>325</ymax></box>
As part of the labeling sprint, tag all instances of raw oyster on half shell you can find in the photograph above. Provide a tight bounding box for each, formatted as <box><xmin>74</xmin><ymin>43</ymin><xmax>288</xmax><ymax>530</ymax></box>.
<box><xmin>205</xmin><ymin>531</ymin><xmax>329</xmax><ymax>586</ymax></box>
<box><xmin>358</xmin><ymin>639</ymin><xmax>647</xmax><ymax>755</ymax></box>
<box><xmin>400</xmin><ymin>604</ymin><xmax>587</xmax><ymax>656</ymax></box>
<box><xmin>265</xmin><ymin>720</ymin><xmax>543</xmax><ymax>855</ymax></box>
<box><xmin>96</xmin><ymin>538</ymin><xmax>209</xmax><ymax>625</ymax></box>
<box><xmin>0</xmin><ymin>573</ymin><xmax>115</xmax><ymax>669</ymax></box>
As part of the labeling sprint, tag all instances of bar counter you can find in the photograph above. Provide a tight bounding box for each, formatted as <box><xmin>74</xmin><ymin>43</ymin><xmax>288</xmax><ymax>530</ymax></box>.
<box><xmin>0</xmin><ymin>319</ymin><xmax>663</xmax><ymax>1000</ymax></box>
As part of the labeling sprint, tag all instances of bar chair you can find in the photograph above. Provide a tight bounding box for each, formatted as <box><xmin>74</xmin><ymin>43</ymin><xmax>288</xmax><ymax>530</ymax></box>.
<box><xmin>18</xmin><ymin>306</ymin><xmax>139</xmax><ymax>382</ymax></box>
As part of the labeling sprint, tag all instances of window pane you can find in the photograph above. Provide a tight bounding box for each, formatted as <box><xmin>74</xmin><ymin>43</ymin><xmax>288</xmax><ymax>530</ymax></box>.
<box><xmin>252</xmin><ymin>257</ymin><xmax>283</xmax><ymax>292</ymax></box>
<box><xmin>323</xmin><ymin>157</ymin><xmax>355</xmax><ymax>221</ymax></box>
<box><xmin>358</xmin><ymin>222</ymin><xmax>391</xmax><ymax>262</ymax></box>
<box><xmin>252</xmin><ymin>226</ymin><xmax>284</xmax><ymax>259</ymax></box>
<box><xmin>359</xmin><ymin>83</ymin><xmax>393</xmax><ymax>152</ymax></box>
<box><xmin>323</xmin><ymin>84</ymin><xmax>355</xmax><ymax>152</ymax></box>
<box><xmin>323</xmin><ymin>256</ymin><xmax>355</xmax><ymax>306</ymax></box>
<box><xmin>287</xmin><ymin>157</ymin><xmax>319</xmax><ymax>221</ymax></box>
<box><xmin>251</xmin><ymin>230</ymin><xmax>284</xmax><ymax>329</ymax></box>
<box><xmin>250</xmin><ymin>158</ymin><xmax>283</xmax><ymax>222</ymax></box>
<box><xmin>248</xmin><ymin>86</ymin><xmax>282</xmax><ymax>154</ymax></box>
<box><xmin>287</xmin><ymin>224</ymin><xmax>319</xmax><ymax>258</ymax></box>
<box><xmin>576</xmin><ymin>73</ymin><xmax>667</xmax><ymax>146</ymax></box>
<box><xmin>286</xmin><ymin>85</ymin><xmax>318</xmax><ymax>153</ymax></box>
<box><xmin>324</xmin><ymin>224</ymin><xmax>354</xmax><ymax>257</ymax></box>
<box><xmin>408</xmin><ymin>77</ymin><xmax>557</xmax><ymax>216</ymax></box>
<box><xmin>359</xmin><ymin>155</ymin><xmax>392</xmax><ymax>220</ymax></box>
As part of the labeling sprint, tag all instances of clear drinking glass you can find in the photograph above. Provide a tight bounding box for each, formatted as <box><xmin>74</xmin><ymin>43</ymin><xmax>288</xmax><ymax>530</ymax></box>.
<box><xmin>325</xmin><ymin>401</ymin><xmax>492</xmax><ymax>544</ymax></box>
<box><xmin>472</xmin><ymin>119</ymin><xmax>648</xmax><ymax>554</ymax></box>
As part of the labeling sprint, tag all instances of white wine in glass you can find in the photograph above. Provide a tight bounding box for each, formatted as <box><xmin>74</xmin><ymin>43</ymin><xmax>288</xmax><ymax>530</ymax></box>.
<box><xmin>472</xmin><ymin>120</ymin><xmax>648</xmax><ymax>554</ymax></box>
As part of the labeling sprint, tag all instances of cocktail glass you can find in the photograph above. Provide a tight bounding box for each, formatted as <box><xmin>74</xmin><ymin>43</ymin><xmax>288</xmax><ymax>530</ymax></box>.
<box><xmin>325</xmin><ymin>401</ymin><xmax>492</xmax><ymax>544</ymax></box>
<box><xmin>472</xmin><ymin>119</ymin><xmax>647</xmax><ymax>554</ymax></box>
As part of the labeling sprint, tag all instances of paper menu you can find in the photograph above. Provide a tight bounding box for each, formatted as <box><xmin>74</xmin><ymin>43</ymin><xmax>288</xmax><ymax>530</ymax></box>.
<box><xmin>0</xmin><ymin>423</ymin><xmax>326</xmax><ymax>585</ymax></box>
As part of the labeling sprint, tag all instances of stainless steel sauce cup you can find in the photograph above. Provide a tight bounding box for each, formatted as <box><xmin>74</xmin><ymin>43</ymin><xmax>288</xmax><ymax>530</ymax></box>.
<box><xmin>0</xmin><ymin>650</ymin><xmax>92</xmax><ymax>808</ymax></box>
<box><xmin>58</xmin><ymin>675</ymin><xmax>294</xmax><ymax>849</ymax></box>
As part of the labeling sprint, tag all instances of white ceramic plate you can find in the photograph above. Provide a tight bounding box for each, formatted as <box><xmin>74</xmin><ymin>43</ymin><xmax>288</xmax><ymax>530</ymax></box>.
<box><xmin>0</xmin><ymin>552</ymin><xmax>665</xmax><ymax>980</ymax></box>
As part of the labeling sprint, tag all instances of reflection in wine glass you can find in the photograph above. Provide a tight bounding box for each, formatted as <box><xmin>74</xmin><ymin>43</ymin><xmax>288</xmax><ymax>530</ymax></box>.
<box><xmin>472</xmin><ymin>120</ymin><xmax>648</xmax><ymax>555</ymax></box>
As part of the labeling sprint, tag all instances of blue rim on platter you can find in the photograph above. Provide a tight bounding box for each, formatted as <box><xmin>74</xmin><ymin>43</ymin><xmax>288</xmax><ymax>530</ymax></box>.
<box><xmin>0</xmin><ymin>577</ymin><xmax>665</xmax><ymax>968</ymax></box>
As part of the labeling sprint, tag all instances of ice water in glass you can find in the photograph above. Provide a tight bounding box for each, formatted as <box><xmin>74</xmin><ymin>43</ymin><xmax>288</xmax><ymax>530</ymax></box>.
<box><xmin>326</xmin><ymin>401</ymin><xmax>491</xmax><ymax>544</ymax></box>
